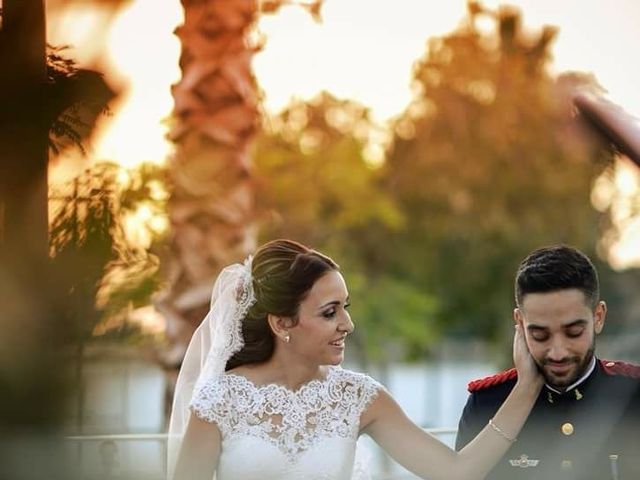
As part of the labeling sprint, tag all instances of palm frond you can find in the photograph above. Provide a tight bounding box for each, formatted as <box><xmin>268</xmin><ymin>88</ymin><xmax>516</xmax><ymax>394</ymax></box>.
<box><xmin>46</xmin><ymin>44</ymin><xmax>116</xmax><ymax>157</ymax></box>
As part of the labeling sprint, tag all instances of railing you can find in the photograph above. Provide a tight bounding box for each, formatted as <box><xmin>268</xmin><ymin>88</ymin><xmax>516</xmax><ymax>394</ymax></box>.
<box><xmin>66</xmin><ymin>433</ymin><xmax>168</xmax><ymax>480</ymax></box>
<box><xmin>65</xmin><ymin>428</ymin><xmax>458</xmax><ymax>480</ymax></box>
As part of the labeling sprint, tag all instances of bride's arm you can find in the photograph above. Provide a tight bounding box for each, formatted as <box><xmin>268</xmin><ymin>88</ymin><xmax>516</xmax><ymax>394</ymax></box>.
<box><xmin>173</xmin><ymin>413</ymin><xmax>221</xmax><ymax>480</ymax></box>
<box><xmin>360</xmin><ymin>325</ymin><xmax>543</xmax><ymax>480</ymax></box>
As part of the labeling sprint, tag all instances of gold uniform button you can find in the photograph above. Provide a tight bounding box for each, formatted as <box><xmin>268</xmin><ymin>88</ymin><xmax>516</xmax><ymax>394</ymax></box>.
<box><xmin>561</xmin><ymin>423</ymin><xmax>574</xmax><ymax>435</ymax></box>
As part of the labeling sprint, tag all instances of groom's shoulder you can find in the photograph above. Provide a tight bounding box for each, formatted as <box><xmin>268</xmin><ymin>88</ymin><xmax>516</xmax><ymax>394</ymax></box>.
<box><xmin>599</xmin><ymin>358</ymin><xmax>640</xmax><ymax>380</ymax></box>
<box><xmin>467</xmin><ymin>368</ymin><xmax>518</xmax><ymax>399</ymax></box>
<box><xmin>599</xmin><ymin>359</ymin><xmax>640</xmax><ymax>398</ymax></box>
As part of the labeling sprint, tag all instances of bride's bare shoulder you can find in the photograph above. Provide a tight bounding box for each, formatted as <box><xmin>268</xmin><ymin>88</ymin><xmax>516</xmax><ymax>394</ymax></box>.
<box><xmin>359</xmin><ymin>387</ymin><xmax>403</xmax><ymax>433</ymax></box>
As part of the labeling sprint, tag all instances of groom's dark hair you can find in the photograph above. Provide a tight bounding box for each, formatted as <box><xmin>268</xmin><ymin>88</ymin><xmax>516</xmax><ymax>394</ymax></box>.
<box><xmin>515</xmin><ymin>245</ymin><xmax>599</xmax><ymax>309</ymax></box>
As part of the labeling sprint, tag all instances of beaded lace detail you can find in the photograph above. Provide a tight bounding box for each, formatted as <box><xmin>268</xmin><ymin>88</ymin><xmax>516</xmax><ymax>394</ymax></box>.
<box><xmin>190</xmin><ymin>366</ymin><xmax>381</xmax><ymax>463</ymax></box>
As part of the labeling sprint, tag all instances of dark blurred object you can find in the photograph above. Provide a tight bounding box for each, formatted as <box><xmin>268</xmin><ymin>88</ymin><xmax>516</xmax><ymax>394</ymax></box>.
<box><xmin>0</xmin><ymin>3</ymin><xmax>113</xmax><ymax>479</ymax></box>
<box><xmin>0</xmin><ymin>0</ymin><xmax>49</xmax><ymax>255</ymax></box>
<box><xmin>0</xmin><ymin>7</ymin><xmax>65</xmax><ymax>480</ymax></box>
<box><xmin>574</xmin><ymin>93</ymin><xmax>640</xmax><ymax>168</ymax></box>
<box><xmin>0</xmin><ymin>0</ymin><xmax>54</xmax><ymax>422</ymax></box>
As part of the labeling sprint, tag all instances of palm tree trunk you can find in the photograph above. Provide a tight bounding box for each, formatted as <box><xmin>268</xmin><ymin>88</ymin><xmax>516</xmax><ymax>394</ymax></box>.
<box><xmin>157</xmin><ymin>0</ymin><xmax>260</xmax><ymax>365</ymax></box>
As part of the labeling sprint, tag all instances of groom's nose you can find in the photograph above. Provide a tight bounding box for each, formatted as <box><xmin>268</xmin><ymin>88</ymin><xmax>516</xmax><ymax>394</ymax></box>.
<box><xmin>546</xmin><ymin>338</ymin><xmax>570</xmax><ymax>362</ymax></box>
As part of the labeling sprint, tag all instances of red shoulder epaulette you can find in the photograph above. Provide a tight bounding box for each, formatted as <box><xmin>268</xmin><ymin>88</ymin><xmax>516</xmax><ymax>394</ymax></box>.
<box><xmin>468</xmin><ymin>368</ymin><xmax>517</xmax><ymax>392</ymax></box>
<box><xmin>600</xmin><ymin>359</ymin><xmax>640</xmax><ymax>379</ymax></box>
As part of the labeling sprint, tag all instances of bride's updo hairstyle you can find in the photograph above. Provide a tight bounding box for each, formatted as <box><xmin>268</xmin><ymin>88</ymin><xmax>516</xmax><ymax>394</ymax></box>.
<box><xmin>225</xmin><ymin>239</ymin><xmax>338</xmax><ymax>371</ymax></box>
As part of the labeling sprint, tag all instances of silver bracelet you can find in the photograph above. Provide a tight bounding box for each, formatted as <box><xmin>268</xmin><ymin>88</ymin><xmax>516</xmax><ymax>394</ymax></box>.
<box><xmin>489</xmin><ymin>418</ymin><xmax>517</xmax><ymax>443</ymax></box>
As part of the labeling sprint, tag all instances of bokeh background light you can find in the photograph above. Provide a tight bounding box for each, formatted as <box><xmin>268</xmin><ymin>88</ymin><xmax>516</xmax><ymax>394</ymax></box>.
<box><xmin>46</xmin><ymin>0</ymin><xmax>640</xmax><ymax>267</ymax></box>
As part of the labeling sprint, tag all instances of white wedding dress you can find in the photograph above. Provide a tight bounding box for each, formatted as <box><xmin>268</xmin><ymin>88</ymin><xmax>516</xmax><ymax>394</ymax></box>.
<box><xmin>189</xmin><ymin>365</ymin><xmax>382</xmax><ymax>480</ymax></box>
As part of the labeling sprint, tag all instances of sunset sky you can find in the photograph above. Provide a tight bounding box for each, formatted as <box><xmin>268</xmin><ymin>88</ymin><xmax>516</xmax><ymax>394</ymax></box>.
<box><xmin>255</xmin><ymin>0</ymin><xmax>640</xmax><ymax>123</ymax></box>
<box><xmin>46</xmin><ymin>0</ymin><xmax>640</xmax><ymax>267</ymax></box>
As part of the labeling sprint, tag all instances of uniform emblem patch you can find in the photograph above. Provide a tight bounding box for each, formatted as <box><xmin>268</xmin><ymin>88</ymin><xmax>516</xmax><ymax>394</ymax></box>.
<box><xmin>509</xmin><ymin>454</ymin><xmax>540</xmax><ymax>468</ymax></box>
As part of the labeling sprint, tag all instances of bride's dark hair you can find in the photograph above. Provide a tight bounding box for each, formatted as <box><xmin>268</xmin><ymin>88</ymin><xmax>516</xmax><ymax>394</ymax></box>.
<box><xmin>225</xmin><ymin>239</ymin><xmax>338</xmax><ymax>371</ymax></box>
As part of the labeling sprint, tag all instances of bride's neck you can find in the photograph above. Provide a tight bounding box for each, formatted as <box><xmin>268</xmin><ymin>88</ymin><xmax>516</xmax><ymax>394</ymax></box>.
<box><xmin>261</xmin><ymin>351</ymin><xmax>326</xmax><ymax>391</ymax></box>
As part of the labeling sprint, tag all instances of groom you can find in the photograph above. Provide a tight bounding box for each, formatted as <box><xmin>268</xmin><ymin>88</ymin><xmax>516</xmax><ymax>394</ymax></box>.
<box><xmin>455</xmin><ymin>245</ymin><xmax>640</xmax><ymax>480</ymax></box>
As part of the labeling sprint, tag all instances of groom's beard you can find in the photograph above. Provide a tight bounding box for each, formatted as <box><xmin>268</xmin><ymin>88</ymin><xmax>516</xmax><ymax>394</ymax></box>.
<box><xmin>537</xmin><ymin>338</ymin><xmax>596</xmax><ymax>391</ymax></box>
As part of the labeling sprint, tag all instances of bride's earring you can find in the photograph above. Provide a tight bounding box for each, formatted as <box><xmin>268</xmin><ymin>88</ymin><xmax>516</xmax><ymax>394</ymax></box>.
<box><xmin>284</xmin><ymin>332</ymin><xmax>291</xmax><ymax>343</ymax></box>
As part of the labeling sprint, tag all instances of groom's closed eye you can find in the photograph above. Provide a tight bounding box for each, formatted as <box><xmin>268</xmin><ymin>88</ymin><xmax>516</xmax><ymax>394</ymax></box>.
<box><xmin>527</xmin><ymin>327</ymin><xmax>549</xmax><ymax>342</ymax></box>
<box><xmin>564</xmin><ymin>326</ymin><xmax>585</xmax><ymax>338</ymax></box>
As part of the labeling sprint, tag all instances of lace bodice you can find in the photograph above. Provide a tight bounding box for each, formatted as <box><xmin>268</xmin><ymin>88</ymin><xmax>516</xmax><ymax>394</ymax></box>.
<box><xmin>190</xmin><ymin>366</ymin><xmax>381</xmax><ymax>480</ymax></box>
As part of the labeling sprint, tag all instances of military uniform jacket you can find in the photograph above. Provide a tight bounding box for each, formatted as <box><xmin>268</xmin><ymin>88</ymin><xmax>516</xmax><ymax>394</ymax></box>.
<box><xmin>456</xmin><ymin>359</ymin><xmax>640</xmax><ymax>480</ymax></box>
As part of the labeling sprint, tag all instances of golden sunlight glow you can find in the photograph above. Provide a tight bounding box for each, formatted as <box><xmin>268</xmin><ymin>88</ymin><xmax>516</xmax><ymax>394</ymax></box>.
<box><xmin>123</xmin><ymin>204</ymin><xmax>169</xmax><ymax>250</ymax></box>
<box><xmin>602</xmin><ymin>160</ymin><xmax>640</xmax><ymax>270</ymax></box>
<box><xmin>93</xmin><ymin>0</ymin><xmax>183</xmax><ymax>167</ymax></box>
<box><xmin>253</xmin><ymin>0</ymin><xmax>462</xmax><ymax>123</ymax></box>
<box><xmin>254</xmin><ymin>0</ymin><xmax>640</xmax><ymax>123</ymax></box>
<box><xmin>93</xmin><ymin>305</ymin><xmax>165</xmax><ymax>336</ymax></box>
<box><xmin>47</xmin><ymin>4</ymin><xmax>117</xmax><ymax>65</ymax></box>
<box><xmin>47</xmin><ymin>3</ymin><xmax>124</xmax><ymax>187</ymax></box>
<box><xmin>129</xmin><ymin>305</ymin><xmax>166</xmax><ymax>335</ymax></box>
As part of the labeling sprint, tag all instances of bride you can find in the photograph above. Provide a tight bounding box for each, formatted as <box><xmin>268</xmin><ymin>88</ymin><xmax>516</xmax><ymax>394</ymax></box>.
<box><xmin>169</xmin><ymin>239</ymin><xmax>542</xmax><ymax>480</ymax></box>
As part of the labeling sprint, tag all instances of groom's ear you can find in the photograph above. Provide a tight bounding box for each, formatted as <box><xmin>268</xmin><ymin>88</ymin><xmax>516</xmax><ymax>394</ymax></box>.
<box><xmin>513</xmin><ymin>308</ymin><xmax>524</xmax><ymax>327</ymax></box>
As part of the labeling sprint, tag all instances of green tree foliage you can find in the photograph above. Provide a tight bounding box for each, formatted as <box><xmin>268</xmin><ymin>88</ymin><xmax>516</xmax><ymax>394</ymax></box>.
<box><xmin>49</xmin><ymin>163</ymin><xmax>121</xmax><ymax>343</ymax></box>
<box><xmin>49</xmin><ymin>162</ymin><xmax>167</xmax><ymax>344</ymax></box>
<box><xmin>382</xmin><ymin>4</ymin><xmax>613</xmax><ymax>343</ymax></box>
<box><xmin>96</xmin><ymin>162</ymin><xmax>168</xmax><ymax>341</ymax></box>
<box><xmin>253</xmin><ymin>93</ymin><xmax>438</xmax><ymax>364</ymax></box>
<box><xmin>254</xmin><ymin>93</ymin><xmax>401</xmax><ymax>249</ymax></box>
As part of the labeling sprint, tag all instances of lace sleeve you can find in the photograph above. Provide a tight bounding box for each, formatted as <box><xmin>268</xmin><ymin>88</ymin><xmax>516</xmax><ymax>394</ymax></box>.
<box><xmin>355</xmin><ymin>373</ymin><xmax>384</xmax><ymax>414</ymax></box>
<box><xmin>188</xmin><ymin>377</ymin><xmax>230</xmax><ymax>434</ymax></box>
<box><xmin>348</xmin><ymin>372</ymin><xmax>383</xmax><ymax>480</ymax></box>
<box><xmin>335</xmin><ymin>369</ymin><xmax>384</xmax><ymax>420</ymax></box>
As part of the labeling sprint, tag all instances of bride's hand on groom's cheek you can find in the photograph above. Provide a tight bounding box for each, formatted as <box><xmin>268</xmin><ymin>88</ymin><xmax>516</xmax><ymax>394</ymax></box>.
<box><xmin>513</xmin><ymin>322</ymin><xmax>542</xmax><ymax>387</ymax></box>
